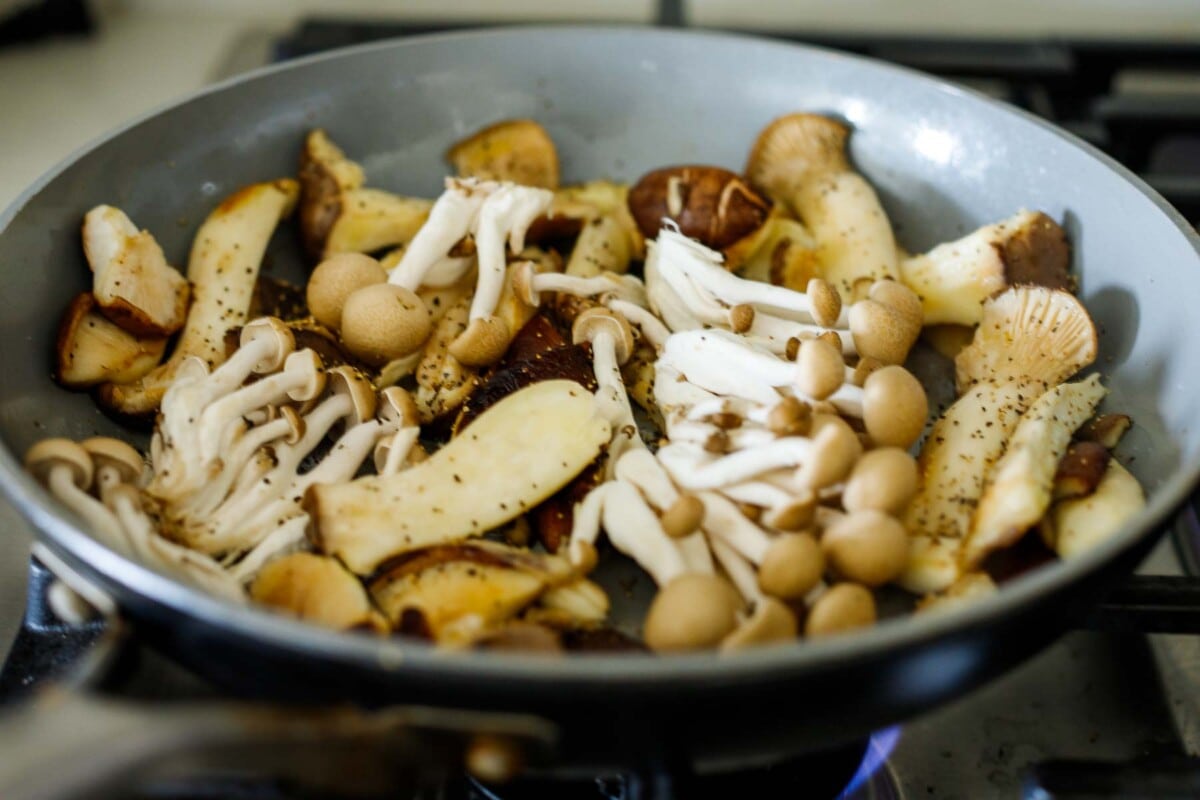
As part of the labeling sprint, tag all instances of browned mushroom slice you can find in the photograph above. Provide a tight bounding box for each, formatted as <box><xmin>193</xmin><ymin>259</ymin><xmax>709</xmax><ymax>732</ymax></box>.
<box><xmin>1041</xmin><ymin>460</ymin><xmax>1145</xmax><ymax>558</ymax></box>
<box><xmin>55</xmin><ymin>293</ymin><xmax>166</xmax><ymax>389</ymax></box>
<box><xmin>1053</xmin><ymin>440</ymin><xmax>1112</xmax><ymax>501</ymax></box>
<box><xmin>899</xmin><ymin>210</ymin><xmax>1071</xmax><ymax>326</ymax></box>
<box><xmin>97</xmin><ymin>179</ymin><xmax>299</xmax><ymax>416</ymax></box>
<box><xmin>719</xmin><ymin>206</ymin><xmax>819</xmax><ymax>285</ymax></box>
<box><xmin>299</xmin><ymin>129</ymin><xmax>432</xmax><ymax>260</ymax></box>
<box><xmin>445</xmin><ymin>119</ymin><xmax>560</xmax><ymax>190</ymax></box>
<box><xmin>915</xmin><ymin>572</ymin><xmax>997</xmax><ymax>614</ymax></box>
<box><xmin>626</xmin><ymin>165</ymin><xmax>771</xmax><ymax>254</ymax></box>
<box><xmin>1077</xmin><ymin>413</ymin><xmax>1133</xmax><ymax>450</ymax></box>
<box><xmin>249</xmin><ymin>275</ymin><xmax>308</xmax><ymax>321</ymax></box>
<box><xmin>369</xmin><ymin>541</ymin><xmax>577</xmax><ymax>644</ymax></box>
<box><xmin>453</xmin><ymin>344</ymin><xmax>596</xmax><ymax>433</ymax></box>
<box><xmin>414</xmin><ymin>294</ymin><xmax>479</xmax><ymax>423</ymax></box>
<box><xmin>82</xmin><ymin>205</ymin><xmax>190</xmax><ymax>337</ymax></box>
<box><xmin>309</xmin><ymin>380</ymin><xmax>612</xmax><ymax>574</ymax></box>
<box><xmin>553</xmin><ymin>180</ymin><xmax>643</xmax><ymax>261</ymax></box>
<box><xmin>250</xmin><ymin>552</ymin><xmax>387</xmax><ymax>632</ymax></box>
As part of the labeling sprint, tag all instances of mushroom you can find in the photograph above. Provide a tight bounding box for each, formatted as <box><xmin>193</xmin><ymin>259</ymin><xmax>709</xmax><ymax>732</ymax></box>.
<box><xmin>841</xmin><ymin>447</ymin><xmax>920</xmax><ymax>516</ymax></box>
<box><xmin>916</xmin><ymin>572</ymin><xmax>998</xmax><ymax>614</ymax></box>
<box><xmin>1041</xmin><ymin>459</ymin><xmax>1145</xmax><ymax>559</ymax></box>
<box><xmin>25</xmin><ymin>438</ymin><xmax>130</xmax><ymax>553</ymax></box>
<box><xmin>305</xmin><ymin>252</ymin><xmax>388</xmax><ymax>331</ymax></box>
<box><xmin>99</xmin><ymin>178</ymin><xmax>300</xmax><ymax>416</ymax></box>
<box><xmin>572</xmin><ymin>308</ymin><xmax>636</xmax><ymax>428</ymax></box>
<box><xmin>820</xmin><ymin>509</ymin><xmax>910</xmax><ymax>587</ymax></box>
<box><xmin>310</xmin><ymin>380</ymin><xmax>612</xmax><ymax>575</ymax></box>
<box><xmin>299</xmin><ymin>129</ymin><xmax>432</xmax><ymax>260</ymax></box>
<box><xmin>446</xmin><ymin>119</ymin><xmax>560</xmax><ymax>189</ymax></box>
<box><xmin>626</xmin><ymin>165</ymin><xmax>770</xmax><ymax>251</ymax></box>
<box><xmin>846</xmin><ymin>280</ymin><xmax>923</xmax><ymax>365</ymax></box>
<box><xmin>611</xmin><ymin>448</ymin><xmax>714</xmax><ymax>574</ymax></box>
<box><xmin>510</xmin><ymin>260</ymin><xmax>647</xmax><ymax>310</ymax></box>
<box><xmin>804</xmin><ymin>583</ymin><xmax>877</xmax><ymax>637</ymax></box>
<box><xmin>250</xmin><ymin>552</ymin><xmax>386</xmax><ymax>632</ymax></box>
<box><xmin>565</xmin><ymin>215</ymin><xmax>633</xmax><ymax>278</ymax></box>
<box><xmin>1078</xmin><ymin>413</ymin><xmax>1132</xmax><ymax>450</ymax></box>
<box><xmin>339</xmin><ymin>283</ymin><xmax>433</xmax><ymax>368</ymax></box>
<box><xmin>82</xmin><ymin>205</ymin><xmax>189</xmax><ymax>337</ymax></box>
<box><xmin>1053</xmin><ymin>440</ymin><xmax>1112</xmax><ymax>501</ymax></box>
<box><xmin>55</xmin><ymin>293</ymin><xmax>167</xmax><ymax>389</ymax></box>
<box><xmin>898</xmin><ymin>210</ymin><xmax>1071</xmax><ymax>326</ymax></box>
<box><xmin>552</xmin><ymin>179</ymin><xmax>645</xmax><ymax>263</ymax></box>
<box><xmin>955</xmin><ymin>286</ymin><xmax>1098</xmax><ymax>394</ymax></box>
<box><xmin>725</xmin><ymin>208</ymin><xmax>821</xmax><ymax>288</ymax></box>
<box><xmin>642</xmin><ymin>572</ymin><xmax>742</xmax><ymax>652</ymax></box>
<box><xmin>963</xmin><ymin>374</ymin><xmax>1107</xmax><ymax>568</ymax></box>
<box><xmin>720</xmin><ymin>596</ymin><xmax>800</xmax><ymax>651</ymax></box>
<box><xmin>745</xmin><ymin>113</ymin><xmax>899</xmax><ymax>299</ymax></box>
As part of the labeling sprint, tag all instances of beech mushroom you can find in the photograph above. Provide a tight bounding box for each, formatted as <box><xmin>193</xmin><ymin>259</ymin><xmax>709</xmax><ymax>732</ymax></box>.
<box><xmin>841</xmin><ymin>447</ymin><xmax>920</xmax><ymax>515</ymax></box>
<box><xmin>642</xmin><ymin>572</ymin><xmax>742</xmax><ymax>652</ymax></box>
<box><xmin>26</xmin><ymin>438</ymin><xmax>129</xmax><ymax>552</ymax></box>
<box><xmin>82</xmin><ymin>205</ymin><xmax>189</xmax><ymax>337</ymax></box>
<box><xmin>446</xmin><ymin>119</ymin><xmax>560</xmax><ymax>189</ymax></box>
<box><xmin>898</xmin><ymin>210</ymin><xmax>1071</xmax><ymax>326</ymax></box>
<box><xmin>99</xmin><ymin>178</ymin><xmax>300</xmax><ymax>416</ymax></box>
<box><xmin>572</xmin><ymin>308</ymin><xmax>636</xmax><ymax>428</ymax></box>
<box><xmin>720</xmin><ymin>596</ymin><xmax>800</xmax><ymax>651</ymax></box>
<box><xmin>55</xmin><ymin>293</ymin><xmax>167</xmax><ymax>388</ymax></box>
<box><xmin>305</xmin><ymin>252</ymin><xmax>388</xmax><ymax>331</ymax></box>
<box><xmin>804</xmin><ymin>583</ymin><xmax>877</xmax><ymax>637</ymax></box>
<box><xmin>510</xmin><ymin>260</ymin><xmax>647</xmax><ymax>309</ymax></box>
<box><xmin>846</xmin><ymin>280</ymin><xmax>923</xmax><ymax>365</ymax></box>
<box><xmin>339</xmin><ymin>283</ymin><xmax>433</xmax><ymax>368</ymax></box>
<box><xmin>820</xmin><ymin>509</ymin><xmax>910</xmax><ymax>587</ymax></box>
<box><xmin>746</xmin><ymin>113</ymin><xmax>899</xmax><ymax>299</ymax></box>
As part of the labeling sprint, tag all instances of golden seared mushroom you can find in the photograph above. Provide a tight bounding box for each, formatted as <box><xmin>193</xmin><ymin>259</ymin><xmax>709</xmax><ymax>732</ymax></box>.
<box><xmin>955</xmin><ymin>286</ymin><xmax>1098</xmax><ymax>394</ymax></box>
<box><xmin>899</xmin><ymin>210</ymin><xmax>1071</xmax><ymax>326</ymax></box>
<box><xmin>720</xmin><ymin>596</ymin><xmax>799</xmax><ymax>651</ymax></box>
<box><xmin>963</xmin><ymin>374</ymin><xmax>1107</xmax><ymax>568</ymax></box>
<box><xmin>1078</xmin><ymin>413</ymin><xmax>1132</xmax><ymax>450</ymax></box>
<box><xmin>446</xmin><ymin>119</ymin><xmax>560</xmax><ymax>189</ymax></box>
<box><xmin>848</xmin><ymin>280</ymin><xmax>923</xmax><ymax>365</ymax></box>
<box><xmin>643</xmin><ymin>572</ymin><xmax>742</xmax><ymax>652</ymax></box>
<box><xmin>299</xmin><ymin>129</ymin><xmax>433</xmax><ymax>260</ymax></box>
<box><xmin>916</xmin><ymin>572</ymin><xmax>998</xmax><ymax>614</ymax></box>
<box><xmin>310</xmin><ymin>380</ymin><xmax>611</xmax><ymax>574</ymax></box>
<box><xmin>719</xmin><ymin>206</ymin><xmax>820</xmax><ymax>286</ymax></box>
<box><xmin>820</xmin><ymin>509</ymin><xmax>910</xmax><ymax>587</ymax></box>
<box><xmin>756</xmin><ymin>531</ymin><xmax>825</xmax><ymax>601</ymax></box>
<box><xmin>626</xmin><ymin>165</ymin><xmax>771</xmax><ymax>252</ymax></box>
<box><xmin>565</xmin><ymin>215</ymin><xmax>634</xmax><ymax>278</ymax></box>
<box><xmin>1053</xmin><ymin>441</ymin><xmax>1112</xmax><ymax>501</ymax></box>
<box><xmin>841</xmin><ymin>447</ymin><xmax>920</xmax><ymax>516</ymax></box>
<box><xmin>251</xmin><ymin>552</ymin><xmax>385</xmax><ymax>632</ymax></box>
<box><xmin>369</xmin><ymin>541</ymin><xmax>580</xmax><ymax>645</ymax></box>
<box><xmin>339</xmin><ymin>283</ymin><xmax>433</xmax><ymax>368</ymax></box>
<box><xmin>1041</xmin><ymin>460</ymin><xmax>1145</xmax><ymax>559</ymax></box>
<box><xmin>55</xmin><ymin>293</ymin><xmax>167</xmax><ymax>389</ymax></box>
<box><xmin>305</xmin><ymin>252</ymin><xmax>388</xmax><ymax>331</ymax></box>
<box><xmin>805</xmin><ymin>583</ymin><xmax>877</xmax><ymax>637</ymax></box>
<box><xmin>82</xmin><ymin>205</ymin><xmax>189</xmax><ymax>337</ymax></box>
<box><xmin>746</xmin><ymin>113</ymin><xmax>899</xmax><ymax>300</ymax></box>
<box><xmin>99</xmin><ymin>179</ymin><xmax>300</xmax><ymax>416</ymax></box>
<box><xmin>551</xmin><ymin>179</ymin><xmax>645</xmax><ymax>269</ymax></box>
<box><xmin>415</xmin><ymin>294</ymin><xmax>479</xmax><ymax>422</ymax></box>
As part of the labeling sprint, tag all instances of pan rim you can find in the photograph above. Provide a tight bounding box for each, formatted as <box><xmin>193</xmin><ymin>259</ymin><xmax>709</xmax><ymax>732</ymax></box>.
<box><xmin>1</xmin><ymin>24</ymin><xmax>1198</xmax><ymax>687</ymax></box>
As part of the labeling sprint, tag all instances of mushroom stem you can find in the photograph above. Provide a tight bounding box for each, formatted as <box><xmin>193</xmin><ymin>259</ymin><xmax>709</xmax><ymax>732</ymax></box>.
<box><xmin>47</xmin><ymin>466</ymin><xmax>130</xmax><ymax>553</ymax></box>
<box><xmin>613</xmin><ymin>449</ymin><xmax>713</xmax><ymax>574</ymax></box>
<box><xmin>375</xmin><ymin>427</ymin><xmax>421</xmax><ymax>476</ymax></box>
<box><xmin>708</xmin><ymin>536</ymin><xmax>762</xmax><ymax>604</ymax></box>
<box><xmin>697</xmin><ymin>491</ymin><xmax>772</xmax><ymax>564</ymax></box>
<box><xmin>607</xmin><ymin>299</ymin><xmax>670</xmax><ymax>351</ymax></box>
<box><xmin>389</xmin><ymin>178</ymin><xmax>491</xmax><ymax>291</ymax></box>
<box><xmin>601</xmin><ymin>481</ymin><xmax>688</xmax><ymax>586</ymax></box>
<box><xmin>657</xmin><ymin>425</ymin><xmax>852</xmax><ymax>491</ymax></box>
<box><xmin>512</xmin><ymin>261</ymin><xmax>647</xmax><ymax>308</ymax></box>
<box><xmin>467</xmin><ymin>184</ymin><xmax>554</xmax><ymax>322</ymax></box>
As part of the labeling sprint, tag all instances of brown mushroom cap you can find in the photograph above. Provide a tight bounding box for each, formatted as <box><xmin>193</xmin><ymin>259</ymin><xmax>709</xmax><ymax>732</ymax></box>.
<box><xmin>821</xmin><ymin>509</ymin><xmax>909</xmax><ymax>587</ymax></box>
<box><xmin>306</xmin><ymin>253</ymin><xmax>388</xmax><ymax>331</ymax></box>
<box><xmin>762</xmin><ymin>490</ymin><xmax>816</xmax><ymax>531</ymax></box>
<box><xmin>794</xmin><ymin>419</ymin><xmax>862</xmax><ymax>489</ymax></box>
<box><xmin>25</xmin><ymin>438</ymin><xmax>93</xmax><ymax>490</ymax></box>
<box><xmin>378</xmin><ymin>386</ymin><xmax>420</xmax><ymax>427</ymax></box>
<box><xmin>626</xmin><ymin>165</ymin><xmax>770</xmax><ymax>249</ymax></box>
<box><xmin>326</xmin><ymin>365</ymin><xmax>376</xmax><ymax>425</ymax></box>
<box><xmin>643</xmin><ymin>573</ymin><xmax>742</xmax><ymax>652</ymax></box>
<box><xmin>842</xmin><ymin>447</ymin><xmax>919</xmax><ymax>515</ymax></box>
<box><xmin>745</xmin><ymin>113</ymin><xmax>850</xmax><ymax>202</ymax></box>
<box><xmin>794</xmin><ymin>337</ymin><xmax>845</xmax><ymax>401</ymax></box>
<box><xmin>804</xmin><ymin>583</ymin><xmax>877</xmax><ymax>637</ymax></box>
<box><xmin>510</xmin><ymin>260</ymin><xmax>541</xmax><ymax>307</ymax></box>
<box><xmin>720</xmin><ymin>597</ymin><xmax>799</xmax><ymax>651</ymax></box>
<box><xmin>757</xmin><ymin>532</ymin><xmax>824</xmax><ymax>600</ymax></box>
<box><xmin>239</xmin><ymin>316</ymin><xmax>297</xmax><ymax>373</ymax></box>
<box><xmin>767</xmin><ymin>396</ymin><xmax>813</xmax><ymax>437</ymax></box>
<box><xmin>340</xmin><ymin>283</ymin><xmax>432</xmax><ymax>367</ymax></box>
<box><xmin>280</xmin><ymin>349</ymin><xmax>327</xmax><ymax>402</ymax></box>
<box><xmin>572</xmin><ymin>307</ymin><xmax>635</xmax><ymax>364</ymax></box>
<box><xmin>80</xmin><ymin>437</ymin><xmax>144</xmax><ymax>485</ymax></box>
<box><xmin>849</xmin><ymin>298</ymin><xmax>920</xmax><ymax>366</ymax></box>
<box><xmin>660</xmin><ymin>493</ymin><xmax>705</xmax><ymax>539</ymax></box>
<box><xmin>806</xmin><ymin>278</ymin><xmax>843</xmax><ymax>329</ymax></box>
<box><xmin>861</xmin><ymin>365</ymin><xmax>928</xmax><ymax>449</ymax></box>
<box><xmin>868</xmin><ymin>280</ymin><xmax>922</xmax><ymax>326</ymax></box>
<box><xmin>448</xmin><ymin>315</ymin><xmax>512</xmax><ymax>368</ymax></box>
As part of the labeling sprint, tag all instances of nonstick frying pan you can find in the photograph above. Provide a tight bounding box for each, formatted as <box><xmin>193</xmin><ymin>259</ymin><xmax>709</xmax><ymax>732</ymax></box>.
<box><xmin>0</xmin><ymin>25</ymin><xmax>1198</xmax><ymax>790</ymax></box>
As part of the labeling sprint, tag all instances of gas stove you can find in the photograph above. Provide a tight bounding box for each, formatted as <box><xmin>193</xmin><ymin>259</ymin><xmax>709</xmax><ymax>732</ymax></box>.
<box><xmin>3</xmin><ymin>16</ymin><xmax>1200</xmax><ymax>800</ymax></box>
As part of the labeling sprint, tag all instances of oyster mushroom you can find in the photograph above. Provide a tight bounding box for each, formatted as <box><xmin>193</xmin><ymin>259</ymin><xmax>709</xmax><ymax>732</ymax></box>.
<box><xmin>898</xmin><ymin>210</ymin><xmax>1071</xmax><ymax>326</ymax></box>
<box><xmin>299</xmin><ymin>129</ymin><xmax>432</xmax><ymax>260</ymax></box>
<box><xmin>82</xmin><ymin>205</ymin><xmax>189</xmax><ymax>337</ymax></box>
<box><xmin>446</xmin><ymin>119</ymin><xmax>560</xmax><ymax>189</ymax></box>
<box><xmin>310</xmin><ymin>380</ymin><xmax>612</xmax><ymax>574</ymax></box>
<box><xmin>99</xmin><ymin>179</ymin><xmax>300</xmax><ymax>416</ymax></box>
<box><xmin>55</xmin><ymin>293</ymin><xmax>167</xmax><ymax>389</ymax></box>
<box><xmin>746</xmin><ymin>113</ymin><xmax>898</xmax><ymax>299</ymax></box>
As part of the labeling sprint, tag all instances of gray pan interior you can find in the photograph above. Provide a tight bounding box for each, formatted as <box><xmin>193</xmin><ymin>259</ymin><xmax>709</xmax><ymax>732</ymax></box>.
<box><xmin>0</xmin><ymin>27</ymin><xmax>1198</xmax><ymax>686</ymax></box>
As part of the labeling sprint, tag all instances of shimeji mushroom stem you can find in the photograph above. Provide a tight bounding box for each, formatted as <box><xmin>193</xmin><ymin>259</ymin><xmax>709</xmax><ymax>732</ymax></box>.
<box><xmin>708</xmin><ymin>536</ymin><xmax>763</xmax><ymax>603</ymax></box>
<box><xmin>744</xmin><ymin>314</ymin><xmax>855</xmax><ymax>357</ymax></box>
<box><xmin>657</xmin><ymin>428</ymin><xmax>841</xmax><ymax>491</ymax></box>
<box><xmin>697</xmin><ymin>491</ymin><xmax>771</xmax><ymax>564</ymax></box>
<box><xmin>47</xmin><ymin>467</ymin><xmax>130</xmax><ymax>554</ymax></box>
<box><xmin>608</xmin><ymin>299</ymin><xmax>670</xmax><ymax>350</ymax></box>
<box><xmin>375</xmin><ymin>427</ymin><xmax>421</xmax><ymax>476</ymax></box>
<box><xmin>513</xmin><ymin>262</ymin><xmax>647</xmax><ymax>309</ymax></box>
<box><xmin>613</xmin><ymin>449</ymin><xmax>713</xmax><ymax>574</ymax></box>
<box><xmin>601</xmin><ymin>481</ymin><xmax>689</xmax><ymax>586</ymax></box>
<box><xmin>389</xmin><ymin>178</ymin><xmax>490</xmax><ymax>291</ymax></box>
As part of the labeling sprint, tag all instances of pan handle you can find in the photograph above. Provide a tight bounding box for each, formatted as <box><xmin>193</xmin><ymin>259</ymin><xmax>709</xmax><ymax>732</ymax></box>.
<box><xmin>0</xmin><ymin>549</ymin><xmax>557</xmax><ymax>800</ymax></box>
<box><xmin>1081</xmin><ymin>575</ymin><xmax>1200</xmax><ymax>633</ymax></box>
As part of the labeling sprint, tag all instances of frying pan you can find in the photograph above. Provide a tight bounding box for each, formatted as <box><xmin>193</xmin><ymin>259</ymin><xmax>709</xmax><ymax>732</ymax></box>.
<box><xmin>0</xmin><ymin>25</ymin><xmax>1198</xmax><ymax>790</ymax></box>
